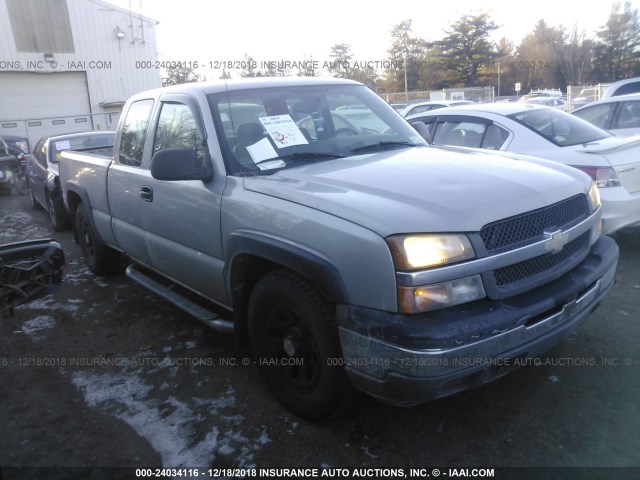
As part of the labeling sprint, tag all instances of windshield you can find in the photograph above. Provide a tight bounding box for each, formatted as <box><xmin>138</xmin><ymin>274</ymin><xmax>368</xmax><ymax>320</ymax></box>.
<box><xmin>208</xmin><ymin>84</ymin><xmax>426</xmax><ymax>175</ymax></box>
<box><xmin>507</xmin><ymin>108</ymin><xmax>610</xmax><ymax>146</ymax></box>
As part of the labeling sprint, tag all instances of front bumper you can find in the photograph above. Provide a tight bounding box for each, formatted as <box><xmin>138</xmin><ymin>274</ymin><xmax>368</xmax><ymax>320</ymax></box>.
<box><xmin>337</xmin><ymin>236</ymin><xmax>619</xmax><ymax>406</ymax></box>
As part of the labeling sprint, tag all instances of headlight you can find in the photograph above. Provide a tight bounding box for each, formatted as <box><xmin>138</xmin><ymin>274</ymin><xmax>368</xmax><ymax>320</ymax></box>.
<box><xmin>587</xmin><ymin>181</ymin><xmax>601</xmax><ymax>213</ymax></box>
<box><xmin>399</xmin><ymin>275</ymin><xmax>486</xmax><ymax>313</ymax></box>
<box><xmin>387</xmin><ymin>234</ymin><xmax>475</xmax><ymax>271</ymax></box>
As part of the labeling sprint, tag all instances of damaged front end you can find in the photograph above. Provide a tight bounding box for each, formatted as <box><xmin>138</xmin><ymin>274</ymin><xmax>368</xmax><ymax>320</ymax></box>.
<box><xmin>0</xmin><ymin>239</ymin><xmax>65</xmax><ymax>317</ymax></box>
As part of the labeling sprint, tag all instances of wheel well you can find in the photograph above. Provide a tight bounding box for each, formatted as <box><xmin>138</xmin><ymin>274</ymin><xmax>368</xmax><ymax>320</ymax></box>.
<box><xmin>230</xmin><ymin>255</ymin><xmax>280</xmax><ymax>347</ymax></box>
<box><xmin>65</xmin><ymin>191</ymin><xmax>83</xmax><ymax>241</ymax></box>
<box><xmin>229</xmin><ymin>254</ymin><xmax>338</xmax><ymax>347</ymax></box>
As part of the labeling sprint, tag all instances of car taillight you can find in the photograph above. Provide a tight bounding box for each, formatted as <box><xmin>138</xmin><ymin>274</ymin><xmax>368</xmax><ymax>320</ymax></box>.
<box><xmin>573</xmin><ymin>166</ymin><xmax>621</xmax><ymax>188</ymax></box>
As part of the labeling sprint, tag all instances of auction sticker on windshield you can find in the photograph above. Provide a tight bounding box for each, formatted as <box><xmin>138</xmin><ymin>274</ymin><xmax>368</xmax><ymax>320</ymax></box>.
<box><xmin>259</xmin><ymin>115</ymin><xmax>309</xmax><ymax>148</ymax></box>
<box><xmin>55</xmin><ymin>140</ymin><xmax>71</xmax><ymax>151</ymax></box>
<box><xmin>246</xmin><ymin>138</ymin><xmax>285</xmax><ymax>170</ymax></box>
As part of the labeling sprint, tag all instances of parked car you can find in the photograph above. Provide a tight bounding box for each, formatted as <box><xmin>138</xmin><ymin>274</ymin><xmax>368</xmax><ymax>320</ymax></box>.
<box><xmin>601</xmin><ymin>76</ymin><xmax>640</xmax><ymax>99</ymax></box>
<box><xmin>572</xmin><ymin>93</ymin><xmax>640</xmax><ymax>137</ymax></box>
<box><xmin>58</xmin><ymin>78</ymin><xmax>617</xmax><ymax>419</ymax></box>
<box><xmin>522</xmin><ymin>96</ymin><xmax>567</xmax><ymax>111</ymax></box>
<box><xmin>518</xmin><ymin>89</ymin><xmax>563</xmax><ymax>102</ymax></box>
<box><xmin>406</xmin><ymin>103</ymin><xmax>640</xmax><ymax>234</ymax></box>
<box><xmin>389</xmin><ymin>103</ymin><xmax>407</xmax><ymax>112</ymax></box>
<box><xmin>400</xmin><ymin>100</ymin><xmax>475</xmax><ymax>117</ymax></box>
<box><xmin>0</xmin><ymin>136</ymin><xmax>27</xmax><ymax>195</ymax></box>
<box><xmin>571</xmin><ymin>87</ymin><xmax>600</xmax><ymax>110</ymax></box>
<box><xmin>26</xmin><ymin>131</ymin><xmax>115</xmax><ymax>230</ymax></box>
<box><xmin>1</xmin><ymin>135</ymin><xmax>30</xmax><ymax>156</ymax></box>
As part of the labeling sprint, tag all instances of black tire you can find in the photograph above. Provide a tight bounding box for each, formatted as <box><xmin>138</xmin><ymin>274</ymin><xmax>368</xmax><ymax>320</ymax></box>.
<box><xmin>47</xmin><ymin>193</ymin><xmax>71</xmax><ymax>231</ymax></box>
<box><xmin>248</xmin><ymin>270</ymin><xmax>347</xmax><ymax>420</ymax></box>
<box><xmin>28</xmin><ymin>180</ymin><xmax>42</xmax><ymax>210</ymax></box>
<box><xmin>75</xmin><ymin>203</ymin><xmax>121</xmax><ymax>275</ymax></box>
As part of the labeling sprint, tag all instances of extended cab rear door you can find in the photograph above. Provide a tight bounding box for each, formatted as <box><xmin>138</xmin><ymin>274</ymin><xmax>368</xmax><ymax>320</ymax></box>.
<box><xmin>108</xmin><ymin>98</ymin><xmax>155</xmax><ymax>265</ymax></box>
<box><xmin>137</xmin><ymin>94</ymin><xmax>228</xmax><ymax>306</ymax></box>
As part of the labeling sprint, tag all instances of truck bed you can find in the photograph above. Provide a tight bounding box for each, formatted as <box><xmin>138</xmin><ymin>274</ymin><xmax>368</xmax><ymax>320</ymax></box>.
<box><xmin>59</xmin><ymin>150</ymin><xmax>113</xmax><ymax>241</ymax></box>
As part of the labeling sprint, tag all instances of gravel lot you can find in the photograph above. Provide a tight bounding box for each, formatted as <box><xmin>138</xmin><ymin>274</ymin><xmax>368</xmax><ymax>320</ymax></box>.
<box><xmin>0</xmin><ymin>192</ymin><xmax>639</xmax><ymax>479</ymax></box>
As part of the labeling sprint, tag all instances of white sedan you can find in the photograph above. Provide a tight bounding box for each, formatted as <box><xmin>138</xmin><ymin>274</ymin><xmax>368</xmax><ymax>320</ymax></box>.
<box><xmin>400</xmin><ymin>100</ymin><xmax>475</xmax><ymax>117</ymax></box>
<box><xmin>406</xmin><ymin>103</ymin><xmax>640</xmax><ymax>234</ymax></box>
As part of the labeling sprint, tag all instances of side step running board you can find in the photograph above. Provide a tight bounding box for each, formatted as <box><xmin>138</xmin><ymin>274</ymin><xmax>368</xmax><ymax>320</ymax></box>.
<box><xmin>125</xmin><ymin>264</ymin><xmax>234</xmax><ymax>334</ymax></box>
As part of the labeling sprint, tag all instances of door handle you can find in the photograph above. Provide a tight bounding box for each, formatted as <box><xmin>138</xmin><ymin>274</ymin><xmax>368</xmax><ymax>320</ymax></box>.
<box><xmin>140</xmin><ymin>185</ymin><xmax>153</xmax><ymax>202</ymax></box>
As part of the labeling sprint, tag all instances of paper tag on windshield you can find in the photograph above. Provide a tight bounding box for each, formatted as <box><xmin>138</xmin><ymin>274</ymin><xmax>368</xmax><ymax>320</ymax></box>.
<box><xmin>246</xmin><ymin>137</ymin><xmax>285</xmax><ymax>170</ymax></box>
<box><xmin>259</xmin><ymin>115</ymin><xmax>309</xmax><ymax>148</ymax></box>
<box><xmin>55</xmin><ymin>140</ymin><xmax>71</xmax><ymax>151</ymax></box>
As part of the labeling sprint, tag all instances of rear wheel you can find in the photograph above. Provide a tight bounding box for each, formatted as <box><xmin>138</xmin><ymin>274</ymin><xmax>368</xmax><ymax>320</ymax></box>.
<box><xmin>75</xmin><ymin>203</ymin><xmax>121</xmax><ymax>275</ymax></box>
<box><xmin>248</xmin><ymin>270</ymin><xmax>346</xmax><ymax>420</ymax></box>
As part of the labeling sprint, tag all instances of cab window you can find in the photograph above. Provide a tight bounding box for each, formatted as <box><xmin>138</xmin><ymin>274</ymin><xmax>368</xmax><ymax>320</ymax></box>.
<box><xmin>153</xmin><ymin>102</ymin><xmax>205</xmax><ymax>162</ymax></box>
<box><xmin>119</xmin><ymin>99</ymin><xmax>153</xmax><ymax>166</ymax></box>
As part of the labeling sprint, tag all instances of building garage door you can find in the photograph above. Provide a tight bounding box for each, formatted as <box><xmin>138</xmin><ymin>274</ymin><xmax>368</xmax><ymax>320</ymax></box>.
<box><xmin>0</xmin><ymin>71</ymin><xmax>92</xmax><ymax>147</ymax></box>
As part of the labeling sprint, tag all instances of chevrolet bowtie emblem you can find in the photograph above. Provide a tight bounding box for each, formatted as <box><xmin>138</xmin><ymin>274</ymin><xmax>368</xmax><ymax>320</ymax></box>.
<box><xmin>544</xmin><ymin>229</ymin><xmax>569</xmax><ymax>254</ymax></box>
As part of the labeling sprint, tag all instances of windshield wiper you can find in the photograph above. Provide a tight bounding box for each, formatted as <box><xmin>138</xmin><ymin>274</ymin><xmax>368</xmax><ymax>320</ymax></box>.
<box><xmin>349</xmin><ymin>141</ymin><xmax>416</xmax><ymax>154</ymax></box>
<box><xmin>254</xmin><ymin>152</ymin><xmax>346</xmax><ymax>167</ymax></box>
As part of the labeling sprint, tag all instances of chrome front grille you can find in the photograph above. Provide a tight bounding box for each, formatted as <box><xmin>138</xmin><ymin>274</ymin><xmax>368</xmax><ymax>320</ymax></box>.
<box><xmin>480</xmin><ymin>195</ymin><xmax>589</xmax><ymax>254</ymax></box>
<box><xmin>480</xmin><ymin>195</ymin><xmax>592</xmax><ymax>297</ymax></box>
<box><xmin>493</xmin><ymin>232</ymin><xmax>590</xmax><ymax>286</ymax></box>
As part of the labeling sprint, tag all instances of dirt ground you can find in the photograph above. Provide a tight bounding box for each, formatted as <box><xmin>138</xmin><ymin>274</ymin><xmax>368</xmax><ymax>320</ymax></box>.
<box><xmin>0</xmin><ymin>192</ymin><xmax>639</xmax><ymax>480</ymax></box>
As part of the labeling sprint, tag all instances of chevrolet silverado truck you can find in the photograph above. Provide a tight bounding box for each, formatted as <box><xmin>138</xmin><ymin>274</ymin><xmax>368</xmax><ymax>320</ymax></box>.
<box><xmin>59</xmin><ymin>78</ymin><xmax>618</xmax><ymax>419</ymax></box>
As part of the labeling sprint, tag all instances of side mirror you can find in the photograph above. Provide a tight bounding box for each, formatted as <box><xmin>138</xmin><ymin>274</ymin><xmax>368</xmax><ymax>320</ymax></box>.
<box><xmin>150</xmin><ymin>148</ymin><xmax>213</xmax><ymax>182</ymax></box>
<box><xmin>410</xmin><ymin>121</ymin><xmax>433</xmax><ymax>143</ymax></box>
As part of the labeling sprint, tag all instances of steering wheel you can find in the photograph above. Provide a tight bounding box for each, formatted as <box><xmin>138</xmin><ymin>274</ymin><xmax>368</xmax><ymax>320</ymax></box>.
<box><xmin>335</xmin><ymin>128</ymin><xmax>358</xmax><ymax>137</ymax></box>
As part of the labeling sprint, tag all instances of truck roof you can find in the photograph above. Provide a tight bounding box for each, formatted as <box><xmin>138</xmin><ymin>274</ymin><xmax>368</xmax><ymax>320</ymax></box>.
<box><xmin>130</xmin><ymin>77</ymin><xmax>363</xmax><ymax>100</ymax></box>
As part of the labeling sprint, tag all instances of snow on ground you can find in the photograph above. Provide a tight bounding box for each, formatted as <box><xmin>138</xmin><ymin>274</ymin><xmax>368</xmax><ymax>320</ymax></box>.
<box><xmin>71</xmin><ymin>370</ymin><xmax>269</xmax><ymax>468</ymax></box>
<box><xmin>16</xmin><ymin>295</ymin><xmax>83</xmax><ymax>314</ymax></box>
<box><xmin>19</xmin><ymin>315</ymin><xmax>56</xmax><ymax>340</ymax></box>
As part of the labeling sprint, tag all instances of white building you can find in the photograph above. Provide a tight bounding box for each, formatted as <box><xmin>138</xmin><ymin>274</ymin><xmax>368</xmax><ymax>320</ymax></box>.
<box><xmin>0</xmin><ymin>0</ymin><xmax>162</xmax><ymax>146</ymax></box>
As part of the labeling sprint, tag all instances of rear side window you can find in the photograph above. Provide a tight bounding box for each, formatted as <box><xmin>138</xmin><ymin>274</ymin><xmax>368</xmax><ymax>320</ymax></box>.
<box><xmin>119</xmin><ymin>99</ymin><xmax>153</xmax><ymax>166</ymax></box>
<box><xmin>482</xmin><ymin>124</ymin><xmax>510</xmax><ymax>150</ymax></box>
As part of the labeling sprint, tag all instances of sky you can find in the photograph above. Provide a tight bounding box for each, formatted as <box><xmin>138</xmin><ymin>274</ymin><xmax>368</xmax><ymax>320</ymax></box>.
<box><xmin>106</xmin><ymin>0</ymin><xmax>640</xmax><ymax>78</ymax></box>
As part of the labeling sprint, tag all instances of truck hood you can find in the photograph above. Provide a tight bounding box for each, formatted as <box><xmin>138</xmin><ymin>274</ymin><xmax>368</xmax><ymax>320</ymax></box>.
<box><xmin>243</xmin><ymin>146</ymin><xmax>590</xmax><ymax>237</ymax></box>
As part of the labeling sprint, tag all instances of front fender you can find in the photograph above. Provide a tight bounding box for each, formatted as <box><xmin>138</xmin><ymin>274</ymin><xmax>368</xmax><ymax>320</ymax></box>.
<box><xmin>225</xmin><ymin>230</ymin><xmax>349</xmax><ymax>305</ymax></box>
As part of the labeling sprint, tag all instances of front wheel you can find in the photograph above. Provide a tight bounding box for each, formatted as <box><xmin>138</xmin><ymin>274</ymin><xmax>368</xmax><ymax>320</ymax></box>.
<box><xmin>28</xmin><ymin>179</ymin><xmax>42</xmax><ymax>210</ymax></box>
<box><xmin>248</xmin><ymin>271</ymin><xmax>346</xmax><ymax>420</ymax></box>
<box><xmin>75</xmin><ymin>203</ymin><xmax>121</xmax><ymax>275</ymax></box>
<box><xmin>48</xmin><ymin>193</ymin><xmax>71</xmax><ymax>231</ymax></box>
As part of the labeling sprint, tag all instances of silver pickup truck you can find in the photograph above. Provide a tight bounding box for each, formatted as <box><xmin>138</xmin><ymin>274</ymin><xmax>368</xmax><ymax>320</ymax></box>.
<box><xmin>59</xmin><ymin>78</ymin><xmax>619</xmax><ymax>419</ymax></box>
